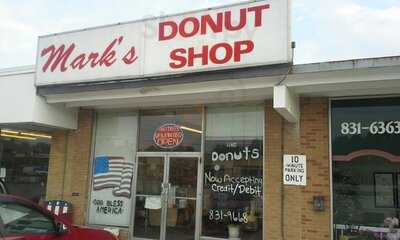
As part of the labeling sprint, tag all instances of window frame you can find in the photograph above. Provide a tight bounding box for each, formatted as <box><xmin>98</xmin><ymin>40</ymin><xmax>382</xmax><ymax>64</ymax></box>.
<box><xmin>201</xmin><ymin>104</ymin><xmax>265</xmax><ymax>239</ymax></box>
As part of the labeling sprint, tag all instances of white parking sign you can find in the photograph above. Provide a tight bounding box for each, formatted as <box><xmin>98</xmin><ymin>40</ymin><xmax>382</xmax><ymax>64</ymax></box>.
<box><xmin>283</xmin><ymin>155</ymin><xmax>307</xmax><ymax>186</ymax></box>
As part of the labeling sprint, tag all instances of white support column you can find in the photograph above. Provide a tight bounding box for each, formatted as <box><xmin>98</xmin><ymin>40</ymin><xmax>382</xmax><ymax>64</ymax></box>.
<box><xmin>273</xmin><ymin>85</ymin><xmax>300</xmax><ymax>123</ymax></box>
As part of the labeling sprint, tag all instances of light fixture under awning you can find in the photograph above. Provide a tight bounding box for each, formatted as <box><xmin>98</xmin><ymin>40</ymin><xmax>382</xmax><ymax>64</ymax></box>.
<box><xmin>20</xmin><ymin>132</ymin><xmax>52</xmax><ymax>139</ymax></box>
<box><xmin>180</xmin><ymin>126</ymin><xmax>202</xmax><ymax>134</ymax></box>
<box><xmin>0</xmin><ymin>133</ymin><xmax>36</xmax><ymax>141</ymax></box>
<box><xmin>0</xmin><ymin>129</ymin><xmax>52</xmax><ymax>140</ymax></box>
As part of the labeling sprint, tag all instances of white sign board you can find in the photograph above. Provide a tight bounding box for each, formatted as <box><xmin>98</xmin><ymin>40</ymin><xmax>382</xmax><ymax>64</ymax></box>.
<box><xmin>35</xmin><ymin>0</ymin><xmax>291</xmax><ymax>86</ymax></box>
<box><xmin>283</xmin><ymin>155</ymin><xmax>306</xmax><ymax>186</ymax></box>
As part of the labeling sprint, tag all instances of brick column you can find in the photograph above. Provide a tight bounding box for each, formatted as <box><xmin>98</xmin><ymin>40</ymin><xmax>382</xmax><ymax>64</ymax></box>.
<box><xmin>46</xmin><ymin>131</ymin><xmax>68</xmax><ymax>200</ymax></box>
<box><xmin>264</xmin><ymin>100</ymin><xmax>284</xmax><ymax>240</ymax></box>
<box><xmin>264</xmin><ymin>98</ymin><xmax>330</xmax><ymax>240</ymax></box>
<box><xmin>46</xmin><ymin>109</ymin><xmax>94</xmax><ymax>225</ymax></box>
<box><xmin>283</xmin><ymin>120</ymin><xmax>302</xmax><ymax>240</ymax></box>
<box><xmin>299</xmin><ymin>98</ymin><xmax>331</xmax><ymax>240</ymax></box>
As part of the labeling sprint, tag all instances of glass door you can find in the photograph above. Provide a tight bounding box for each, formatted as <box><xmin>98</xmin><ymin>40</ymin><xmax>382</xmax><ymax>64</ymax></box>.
<box><xmin>165</xmin><ymin>155</ymin><xmax>199</xmax><ymax>240</ymax></box>
<box><xmin>133</xmin><ymin>155</ymin><xmax>166</xmax><ymax>239</ymax></box>
<box><xmin>132</xmin><ymin>153</ymin><xmax>201</xmax><ymax>240</ymax></box>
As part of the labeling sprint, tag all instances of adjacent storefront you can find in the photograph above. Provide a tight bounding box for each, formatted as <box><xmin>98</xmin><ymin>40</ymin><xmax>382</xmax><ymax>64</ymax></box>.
<box><xmin>332</xmin><ymin>97</ymin><xmax>400</xmax><ymax>240</ymax></box>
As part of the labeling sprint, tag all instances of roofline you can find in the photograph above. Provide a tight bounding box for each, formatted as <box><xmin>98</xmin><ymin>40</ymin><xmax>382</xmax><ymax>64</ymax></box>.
<box><xmin>36</xmin><ymin>63</ymin><xmax>291</xmax><ymax>95</ymax></box>
<box><xmin>1</xmin><ymin>55</ymin><xmax>400</xmax><ymax>79</ymax></box>
<box><xmin>294</xmin><ymin>55</ymin><xmax>400</xmax><ymax>74</ymax></box>
<box><xmin>0</xmin><ymin>65</ymin><xmax>35</xmax><ymax>77</ymax></box>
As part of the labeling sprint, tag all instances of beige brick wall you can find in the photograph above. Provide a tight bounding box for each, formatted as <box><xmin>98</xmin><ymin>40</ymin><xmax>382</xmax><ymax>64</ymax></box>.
<box><xmin>46</xmin><ymin>131</ymin><xmax>68</xmax><ymax>200</ymax></box>
<box><xmin>283</xmin><ymin>119</ymin><xmax>302</xmax><ymax>240</ymax></box>
<box><xmin>264</xmin><ymin>98</ymin><xmax>331</xmax><ymax>240</ymax></box>
<box><xmin>299</xmin><ymin>98</ymin><xmax>331</xmax><ymax>240</ymax></box>
<box><xmin>119</xmin><ymin>230</ymin><xmax>129</xmax><ymax>240</ymax></box>
<box><xmin>46</xmin><ymin>109</ymin><xmax>94</xmax><ymax>225</ymax></box>
<box><xmin>264</xmin><ymin>100</ymin><xmax>284</xmax><ymax>240</ymax></box>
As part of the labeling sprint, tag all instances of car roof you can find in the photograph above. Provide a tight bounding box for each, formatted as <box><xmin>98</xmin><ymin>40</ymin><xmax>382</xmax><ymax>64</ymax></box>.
<box><xmin>0</xmin><ymin>194</ymin><xmax>50</xmax><ymax>215</ymax></box>
<box><xmin>0</xmin><ymin>194</ymin><xmax>31</xmax><ymax>203</ymax></box>
<box><xmin>0</xmin><ymin>194</ymin><xmax>71</xmax><ymax>225</ymax></box>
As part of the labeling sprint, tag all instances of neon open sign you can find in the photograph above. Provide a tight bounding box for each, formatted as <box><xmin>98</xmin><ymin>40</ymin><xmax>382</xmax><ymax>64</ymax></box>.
<box><xmin>153</xmin><ymin>124</ymin><xmax>184</xmax><ymax>149</ymax></box>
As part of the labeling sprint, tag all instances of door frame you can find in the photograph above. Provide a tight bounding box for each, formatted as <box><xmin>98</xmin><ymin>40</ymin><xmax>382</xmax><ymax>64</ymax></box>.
<box><xmin>131</xmin><ymin>151</ymin><xmax>203</xmax><ymax>240</ymax></box>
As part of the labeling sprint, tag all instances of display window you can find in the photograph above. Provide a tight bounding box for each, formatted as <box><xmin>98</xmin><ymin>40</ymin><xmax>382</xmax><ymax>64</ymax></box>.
<box><xmin>87</xmin><ymin>112</ymin><xmax>138</xmax><ymax>227</ymax></box>
<box><xmin>332</xmin><ymin>98</ymin><xmax>400</xmax><ymax>240</ymax></box>
<box><xmin>133</xmin><ymin>108</ymin><xmax>202</xmax><ymax>239</ymax></box>
<box><xmin>87</xmin><ymin>105</ymin><xmax>264</xmax><ymax>240</ymax></box>
<box><xmin>202</xmin><ymin>105</ymin><xmax>264</xmax><ymax>239</ymax></box>
<box><xmin>0</xmin><ymin>129</ymin><xmax>51</xmax><ymax>203</ymax></box>
<box><xmin>138</xmin><ymin>108</ymin><xmax>202</xmax><ymax>152</ymax></box>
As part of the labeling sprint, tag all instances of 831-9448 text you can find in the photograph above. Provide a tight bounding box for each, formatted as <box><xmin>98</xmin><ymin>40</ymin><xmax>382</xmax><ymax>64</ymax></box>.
<box><xmin>208</xmin><ymin>209</ymin><xmax>248</xmax><ymax>223</ymax></box>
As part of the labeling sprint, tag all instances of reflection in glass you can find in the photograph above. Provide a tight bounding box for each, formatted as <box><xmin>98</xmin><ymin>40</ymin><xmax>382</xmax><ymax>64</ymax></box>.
<box><xmin>202</xmin><ymin>105</ymin><xmax>264</xmax><ymax>239</ymax></box>
<box><xmin>0</xmin><ymin>202</ymin><xmax>55</xmax><ymax>235</ymax></box>
<box><xmin>166</xmin><ymin>157</ymin><xmax>198</xmax><ymax>240</ymax></box>
<box><xmin>0</xmin><ymin>131</ymin><xmax>50</xmax><ymax>203</ymax></box>
<box><xmin>166</xmin><ymin>199</ymin><xmax>196</xmax><ymax>240</ymax></box>
<box><xmin>88</xmin><ymin>111</ymin><xmax>138</xmax><ymax>227</ymax></box>
<box><xmin>134</xmin><ymin>157</ymin><xmax>164</xmax><ymax>239</ymax></box>
<box><xmin>169</xmin><ymin>157</ymin><xmax>198</xmax><ymax>199</ymax></box>
<box><xmin>333</xmin><ymin>157</ymin><xmax>400</xmax><ymax>239</ymax></box>
<box><xmin>332</xmin><ymin>98</ymin><xmax>400</xmax><ymax>240</ymax></box>
<box><xmin>138</xmin><ymin>108</ymin><xmax>202</xmax><ymax>152</ymax></box>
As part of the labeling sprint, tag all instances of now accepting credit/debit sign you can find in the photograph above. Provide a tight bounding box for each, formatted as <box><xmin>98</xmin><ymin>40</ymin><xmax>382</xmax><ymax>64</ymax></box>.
<box><xmin>283</xmin><ymin>155</ymin><xmax>307</xmax><ymax>186</ymax></box>
<box><xmin>35</xmin><ymin>0</ymin><xmax>291</xmax><ymax>86</ymax></box>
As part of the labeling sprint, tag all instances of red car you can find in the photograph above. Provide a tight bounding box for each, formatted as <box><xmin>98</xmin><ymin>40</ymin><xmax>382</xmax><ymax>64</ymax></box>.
<box><xmin>0</xmin><ymin>194</ymin><xmax>117</xmax><ymax>240</ymax></box>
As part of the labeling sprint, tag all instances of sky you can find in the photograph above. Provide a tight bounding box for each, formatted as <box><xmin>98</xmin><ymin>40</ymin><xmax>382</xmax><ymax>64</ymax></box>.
<box><xmin>0</xmin><ymin>0</ymin><xmax>400</xmax><ymax>68</ymax></box>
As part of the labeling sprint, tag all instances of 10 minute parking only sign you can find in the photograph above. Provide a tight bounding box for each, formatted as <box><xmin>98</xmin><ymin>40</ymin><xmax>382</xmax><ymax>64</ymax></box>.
<box><xmin>283</xmin><ymin>155</ymin><xmax>307</xmax><ymax>186</ymax></box>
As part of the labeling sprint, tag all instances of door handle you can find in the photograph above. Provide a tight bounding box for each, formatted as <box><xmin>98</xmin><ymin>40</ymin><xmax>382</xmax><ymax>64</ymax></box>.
<box><xmin>167</xmin><ymin>184</ymin><xmax>176</xmax><ymax>208</ymax></box>
<box><xmin>161</xmin><ymin>183</ymin><xmax>170</xmax><ymax>205</ymax></box>
<box><xmin>161</xmin><ymin>183</ymin><xmax>168</xmax><ymax>194</ymax></box>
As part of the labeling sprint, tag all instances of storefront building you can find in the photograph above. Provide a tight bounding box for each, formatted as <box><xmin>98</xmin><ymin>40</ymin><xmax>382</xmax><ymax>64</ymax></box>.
<box><xmin>2</xmin><ymin>1</ymin><xmax>400</xmax><ymax>240</ymax></box>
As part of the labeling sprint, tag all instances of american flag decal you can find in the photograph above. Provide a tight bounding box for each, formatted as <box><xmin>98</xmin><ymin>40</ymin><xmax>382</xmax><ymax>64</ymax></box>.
<box><xmin>93</xmin><ymin>156</ymin><xmax>134</xmax><ymax>198</ymax></box>
<box><xmin>45</xmin><ymin>200</ymin><xmax>71</xmax><ymax>219</ymax></box>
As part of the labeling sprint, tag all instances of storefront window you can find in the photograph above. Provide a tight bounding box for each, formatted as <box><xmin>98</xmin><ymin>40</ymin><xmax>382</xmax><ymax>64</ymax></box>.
<box><xmin>202</xmin><ymin>105</ymin><xmax>263</xmax><ymax>239</ymax></box>
<box><xmin>0</xmin><ymin>129</ymin><xmax>51</xmax><ymax>202</ymax></box>
<box><xmin>88</xmin><ymin>112</ymin><xmax>138</xmax><ymax>227</ymax></box>
<box><xmin>138</xmin><ymin>108</ymin><xmax>202</xmax><ymax>152</ymax></box>
<box><xmin>332</xmin><ymin>98</ymin><xmax>400</xmax><ymax>240</ymax></box>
